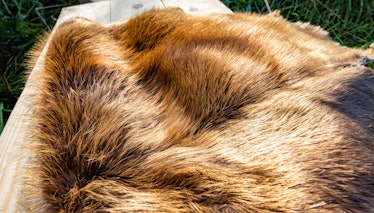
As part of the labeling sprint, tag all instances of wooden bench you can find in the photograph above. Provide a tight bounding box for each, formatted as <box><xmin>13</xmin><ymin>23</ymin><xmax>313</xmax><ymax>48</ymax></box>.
<box><xmin>0</xmin><ymin>0</ymin><xmax>232</xmax><ymax>211</ymax></box>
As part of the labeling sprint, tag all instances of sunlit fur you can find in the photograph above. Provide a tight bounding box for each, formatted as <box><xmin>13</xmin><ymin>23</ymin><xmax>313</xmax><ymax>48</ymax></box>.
<box><xmin>25</xmin><ymin>8</ymin><xmax>374</xmax><ymax>212</ymax></box>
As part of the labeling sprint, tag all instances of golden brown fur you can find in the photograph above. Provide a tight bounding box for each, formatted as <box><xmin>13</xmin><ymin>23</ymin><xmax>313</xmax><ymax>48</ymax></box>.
<box><xmin>26</xmin><ymin>8</ymin><xmax>374</xmax><ymax>212</ymax></box>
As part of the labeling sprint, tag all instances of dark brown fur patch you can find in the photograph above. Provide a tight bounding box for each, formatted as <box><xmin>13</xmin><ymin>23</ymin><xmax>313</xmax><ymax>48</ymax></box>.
<box><xmin>26</xmin><ymin>8</ymin><xmax>374</xmax><ymax>212</ymax></box>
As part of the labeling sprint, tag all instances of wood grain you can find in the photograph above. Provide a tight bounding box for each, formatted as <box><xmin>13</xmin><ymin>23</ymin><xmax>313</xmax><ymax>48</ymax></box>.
<box><xmin>162</xmin><ymin>0</ymin><xmax>233</xmax><ymax>15</ymax></box>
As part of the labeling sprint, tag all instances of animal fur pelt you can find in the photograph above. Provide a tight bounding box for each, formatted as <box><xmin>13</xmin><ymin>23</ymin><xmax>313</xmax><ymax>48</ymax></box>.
<box><xmin>25</xmin><ymin>8</ymin><xmax>374</xmax><ymax>212</ymax></box>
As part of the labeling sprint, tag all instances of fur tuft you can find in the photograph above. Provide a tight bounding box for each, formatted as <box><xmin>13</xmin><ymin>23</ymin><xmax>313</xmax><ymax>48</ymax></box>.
<box><xmin>25</xmin><ymin>8</ymin><xmax>374</xmax><ymax>212</ymax></box>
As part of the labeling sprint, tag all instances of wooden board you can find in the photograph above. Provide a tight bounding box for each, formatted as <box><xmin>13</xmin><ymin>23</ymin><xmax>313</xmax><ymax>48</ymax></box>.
<box><xmin>162</xmin><ymin>0</ymin><xmax>233</xmax><ymax>15</ymax></box>
<box><xmin>111</xmin><ymin>0</ymin><xmax>164</xmax><ymax>22</ymax></box>
<box><xmin>0</xmin><ymin>0</ymin><xmax>232</xmax><ymax>212</ymax></box>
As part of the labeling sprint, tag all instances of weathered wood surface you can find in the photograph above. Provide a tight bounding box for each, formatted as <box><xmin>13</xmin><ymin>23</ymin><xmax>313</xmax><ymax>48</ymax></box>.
<box><xmin>0</xmin><ymin>0</ymin><xmax>232</xmax><ymax>212</ymax></box>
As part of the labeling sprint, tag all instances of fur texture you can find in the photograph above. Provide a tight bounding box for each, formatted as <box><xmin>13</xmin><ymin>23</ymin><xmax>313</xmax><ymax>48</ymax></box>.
<box><xmin>26</xmin><ymin>8</ymin><xmax>374</xmax><ymax>212</ymax></box>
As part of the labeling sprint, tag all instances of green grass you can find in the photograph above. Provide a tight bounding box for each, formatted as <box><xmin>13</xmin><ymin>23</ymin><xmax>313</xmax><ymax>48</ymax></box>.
<box><xmin>221</xmin><ymin>0</ymin><xmax>374</xmax><ymax>48</ymax></box>
<box><xmin>0</xmin><ymin>0</ymin><xmax>373</xmax><ymax>134</ymax></box>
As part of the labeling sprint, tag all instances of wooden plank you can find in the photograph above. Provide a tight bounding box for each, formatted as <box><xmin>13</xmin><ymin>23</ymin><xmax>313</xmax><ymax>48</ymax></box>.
<box><xmin>0</xmin><ymin>51</ymin><xmax>35</xmax><ymax>213</ymax></box>
<box><xmin>56</xmin><ymin>0</ymin><xmax>111</xmax><ymax>27</ymax></box>
<box><xmin>0</xmin><ymin>101</ymin><xmax>29</xmax><ymax>212</ymax></box>
<box><xmin>162</xmin><ymin>0</ymin><xmax>233</xmax><ymax>15</ymax></box>
<box><xmin>110</xmin><ymin>0</ymin><xmax>164</xmax><ymax>22</ymax></box>
<box><xmin>0</xmin><ymin>0</ymin><xmax>232</xmax><ymax>212</ymax></box>
<box><xmin>0</xmin><ymin>39</ymin><xmax>41</xmax><ymax>213</ymax></box>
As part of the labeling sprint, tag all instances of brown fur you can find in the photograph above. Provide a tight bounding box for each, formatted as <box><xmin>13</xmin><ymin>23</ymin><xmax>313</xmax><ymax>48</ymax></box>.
<box><xmin>25</xmin><ymin>8</ymin><xmax>374</xmax><ymax>212</ymax></box>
